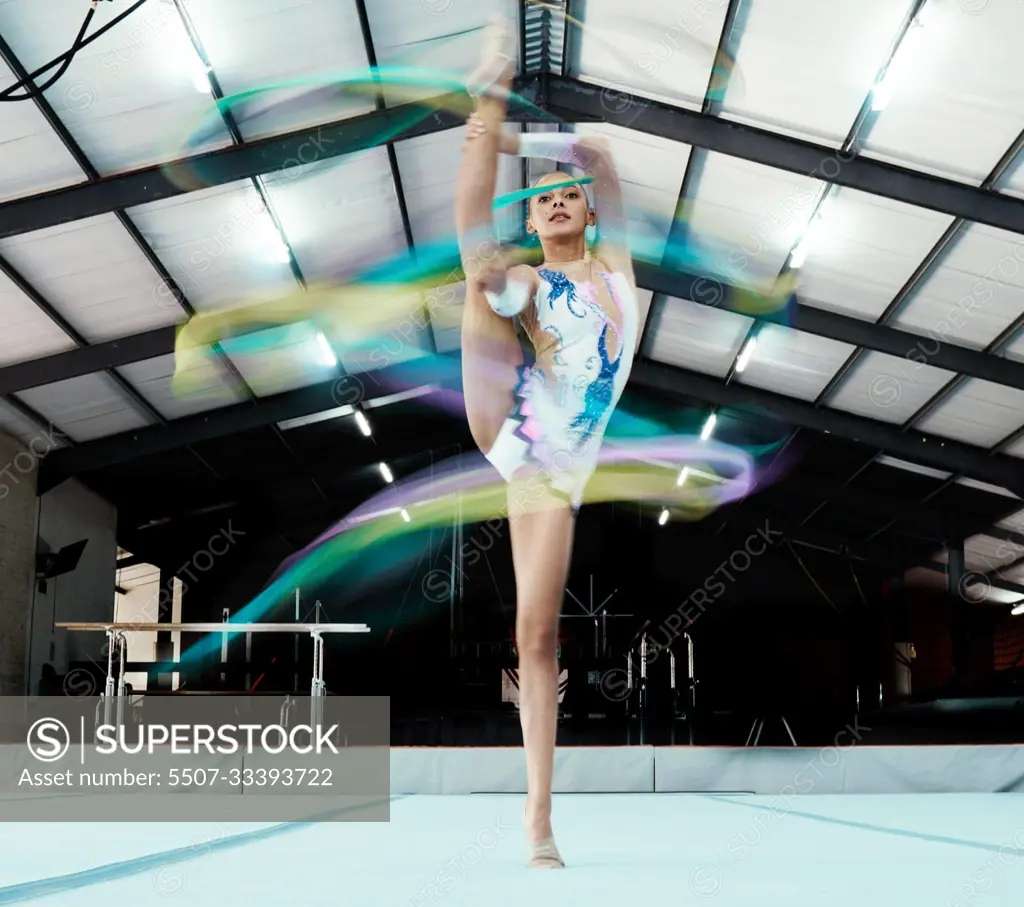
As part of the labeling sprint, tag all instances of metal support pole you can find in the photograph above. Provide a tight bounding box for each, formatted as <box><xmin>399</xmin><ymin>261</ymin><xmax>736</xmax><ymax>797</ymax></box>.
<box><xmin>457</xmin><ymin>483</ymin><xmax>464</xmax><ymax>607</ymax></box>
<box><xmin>639</xmin><ymin>631</ymin><xmax>647</xmax><ymax>745</ymax></box>
<box><xmin>754</xmin><ymin>719</ymin><xmax>765</xmax><ymax>745</ymax></box>
<box><xmin>669</xmin><ymin>649</ymin><xmax>677</xmax><ymax>727</ymax></box>
<box><xmin>294</xmin><ymin>587</ymin><xmax>300</xmax><ymax>693</ymax></box>
<box><xmin>115</xmin><ymin>632</ymin><xmax>127</xmax><ymax>729</ymax></box>
<box><xmin>684</xmin><ymin>631</ymin><xmax>695</xmax><ymax>710</ymax></box>
<box><xmin>310</xmin><ymin>630</ymin><xmax>325</xmax><ymax>728</ymax></box>
<box><xmin>220</xmin><ymin>608</ymin><xmax>229</xmax><ymax>686</ymax></box>
<box><xmin>780</xmin><ymin>714</ymin><xmax>798</xmax><ymax>746</ymax></box>
<box><xmin>449</xmin><ymin>505</ymin><xmax>457</xmax><ymax>659</ymax></box>
<box><xmin>102</xmin><ymin>628</ymin><xmax>115</xmax><ymax>727</ymax></box>
<box><xmin>746</xmin><ymin>715</ymin><xmax>797</xmax><ymax>746</ymax></box>
<box><xmin>103</xmin><ymin>628</ymin><xmax>116</xmax><ymax>699</ymax></box>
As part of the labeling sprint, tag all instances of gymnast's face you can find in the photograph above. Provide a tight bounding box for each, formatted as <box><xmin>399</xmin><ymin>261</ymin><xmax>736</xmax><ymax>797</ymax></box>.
<box><xmin>526</xmin><ymin>173</ymin><xmax>595</xmax><ymax>242</ymax></box>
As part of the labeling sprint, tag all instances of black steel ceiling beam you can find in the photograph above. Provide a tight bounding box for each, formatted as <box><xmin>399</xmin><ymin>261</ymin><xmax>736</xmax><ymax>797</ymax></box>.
<box><xmin>0</xmin><ymin>254</ymin><xmax>84</xmax><ymax>432</ymax></box>
<box><xmin>11</xmin><ymin>70</ymin><xmax>1021</xmax><ymax>243</ymax></box>
<box><xmin>37</xmin><ymin>363</ymin><xmax>457</xmax><ymax>489</ymax></box>
<box><xmin>919</xmin><ymin>567</ymin><xmax>1024</xmax><ymax>599</ymax></box>
<box><xmin>984</xmin><ymin>523</ymin><xmax>1024</xmax><ymax>551</ymax></box>
<box><xmin>981</xmin><ymin>549</ymin><xmax>1024</xmax><ymax>583</ymax></box>
<box><xmin>0</xmin><ymin>256</ymin><xmax>158</xmax><ymax>426</ymax></box>
<box><xmin>983</xmin><ymin>575</ymin><xmax>1024</xmax><ymax>598</ymax></box>
<box><xmin>0</xmin><ymin>326</ymin><xmax>177</xmax><ymax>395</ymax></box>
<box><xmin>659</xmin><ymin>0</ymin><xmax>747</xmax><ymax>363</ymax></box>
<box><xmin>0</xmin><ymin>32</ymin><xmax>175</xmax><ymax>429</ymax></box>
<box><xmin>732</xmin><ymin>0</ymin><xmax>927</xmax><ymax>395</ymax></box>
<box><xmin>11</xmin><ymin>258</ymin><xmax>1024</xmax><ymax>397</ymax></box>
<box><xmin>0</xmin><ymin>27</ymin><xmax>275</xmax><ymax>487</ymax></box>
<box><xmin>643</xmin><ymin>0</ymin><xmax>749</xmax><ymax>358</ymax></box>
<box><xmin>630</xmin><ymin>357</ymin><xmax>1024</xmax><ymax>493</ymax></box>
<box><xmin>120</xmin><ymin>451</ymin><xmax>472</xmax><ymax>559</ymax></box>
<box><xmin>634</xmin><ymin>268</ymin><xmax>1024</xmax><ymax>389</ymax></box>
<box><xmin>744</xmin><ymin>452</ymin><xmax>1011</xmax><ymax>554</ymax></box>
<box><xmin>351</xmin><ymin>0</ymin><xmax>411</xmax><ymax>253</ymax></box>
<box><xmin>861</xmin><ymin>427</ymin><xmax>1024</xmax><ymax>569</ymax></box>
<box><xmin>40</xmin><ymin>349</ymin><xmax>1024</xmax><ymax>500</ymax></box>
<box><xmin>643</xmin><ymin>259</ymin><xmax>1024</xmax><ymax>390</ymax></box>
<box><xmin>544</xmin><ymin>76</ymin><xmax>1024</xmax><ymax>235</ymax></box>
<box><xmin>0</xmin><ymin>78</ymin><xmax>542</xmax><ymax>240</ymax></box>
<box><xmin>351</xmin><ymin>0</ymin><xmax>431</xmax><ymax>357</ymax></box>
<box><xmin>0</xmin><ymin>32</ymin><xmax>195</xmax><ymax>331</ymax></box>
<box><xmin>874</xmin><ymin>431</ymin><xmax>1024</xmax><ymax>529</ymax></box>
<box><xmin>172</xmin><ymin>2</ymin><xmax>308</xmax><ymax>290</ymax></box>
<box><xmin>105</xmin><ymin>424</ymin><xmax>986</xmax><ymax>558</ymax></box>
<box><xmin>817</xmin><ymin>127</ymin><xmax>1024</xmax><ymax>411</ymax></box>
<box><xmin>776</xmin><ymin>474</ymin><xmax>982</xmax><ymax>542</ymax></box>
<box><xmin>116</xmin><ymin>455</ymin><xmax>930</xmax><ymax>574</ymax></box>
<box><xmin>169</xmin><ymin>1</ymin><xmax>333</xmax><ymax>503</ymax></box>
<box><xmin>710</xmin><ymin>502</ymin><xmax>933</xmax><ymax>571</ymax></box>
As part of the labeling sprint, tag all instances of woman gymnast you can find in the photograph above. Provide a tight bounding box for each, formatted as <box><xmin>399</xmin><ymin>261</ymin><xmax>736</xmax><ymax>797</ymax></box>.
<box><xmin>457</xmin><ymin>19</ymin><xmax>639</xmax><ymax>869</ymax></box>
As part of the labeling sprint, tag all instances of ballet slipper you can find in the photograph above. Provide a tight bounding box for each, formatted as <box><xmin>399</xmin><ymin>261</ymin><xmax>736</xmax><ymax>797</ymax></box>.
<box><xmin>466</xmin><ymin>17</ymin><xmax>515</xmax><ymax>100</ymax></box>
<box><xmin>527</xmin><ymin>836</ymin><xmax>565</xmax><ymax>869</ymax></box>
<box><xmin>524</xmin><ymin>803</ymin><xmax>564</xmax><ymax>868</ymax></box>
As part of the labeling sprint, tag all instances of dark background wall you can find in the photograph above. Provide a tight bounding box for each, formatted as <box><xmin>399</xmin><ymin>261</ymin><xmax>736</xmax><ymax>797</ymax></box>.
<box><xmin>36</xmin><ymin>479</ymin><xmax>1022</xmax><ymax>749</ymax></box>
<box><xmin>103</xmin><ymin>497</ymin><xmax>1023</xmax><ymax>743</ymax></box>
<box><xmin>29</xmin><ymin>478</ymin><xmax>118</xmax><ymax>693</ymax></box>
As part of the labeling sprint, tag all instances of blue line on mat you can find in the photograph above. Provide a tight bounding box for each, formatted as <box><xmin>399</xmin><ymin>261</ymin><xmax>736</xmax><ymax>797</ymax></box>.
<box><xmin>0</xmin><ymin>796</ymin><xmax>404</xmax><ymax>905</ymax></box>
<box><xmin>703</xmin><ymin>794</ymin><xmax>1024</xmax><ymax>856</ymax></box>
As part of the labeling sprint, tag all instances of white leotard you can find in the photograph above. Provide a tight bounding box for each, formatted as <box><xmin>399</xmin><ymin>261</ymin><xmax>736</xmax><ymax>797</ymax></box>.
<box><xmin>485</xmin><ymin>265</ymin><xmax>638</xmax><ymax>508</ymax></box>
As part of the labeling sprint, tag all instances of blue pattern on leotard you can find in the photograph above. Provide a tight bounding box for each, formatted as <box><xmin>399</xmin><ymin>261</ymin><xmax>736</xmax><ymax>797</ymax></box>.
<box><xmin>569</xmin><ymin>319</ymin><xmax>620</xmax><ymax>450</ymax></box>
<box><xmin>538</xmin><ymin>268</ymin><xmax>587</xmax><ymax>318</ymax></box>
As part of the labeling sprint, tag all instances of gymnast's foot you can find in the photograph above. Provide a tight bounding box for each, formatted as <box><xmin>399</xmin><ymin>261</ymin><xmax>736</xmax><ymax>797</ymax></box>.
<box><xmin>525</xmin><ymin>798</ymin><xmax>564</xmax><ymax>868</ymax></box>
<box><xmin>466</xmin><ymin>17</ymin><xmax>515</xmax><ymax>99</ymax></box>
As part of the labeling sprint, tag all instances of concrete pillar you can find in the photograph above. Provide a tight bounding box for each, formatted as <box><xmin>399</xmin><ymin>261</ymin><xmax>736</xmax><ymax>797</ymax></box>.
<box><xmin>946</xmin><ymin>538</ymin><xmax>968</xmax><ymax>689</ymax></box>
<box><xmin>0</xmin><ymin>430</ymin><xmax>40</xmax><ymax>695</ymax></box>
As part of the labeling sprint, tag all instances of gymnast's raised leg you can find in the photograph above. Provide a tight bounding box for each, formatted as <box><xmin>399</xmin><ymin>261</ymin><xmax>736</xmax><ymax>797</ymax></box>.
<box><xmin>455</xmin><ymin>23</ymin><xmax>521</xmax><ymax>456</ymax></box>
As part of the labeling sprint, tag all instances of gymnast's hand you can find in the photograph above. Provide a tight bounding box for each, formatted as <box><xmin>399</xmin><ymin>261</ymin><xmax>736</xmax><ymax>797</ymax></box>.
<box><xmin>465</xmin><ymin>247</ymin><xmax>512</xmax><ymax>296</ymax></box>
<box><xmin>462</xmin><ymin>113</ymin><xmax>519</xmax><ymax>154</ymax></box>
<box><xmin>575</xmin><ymin>136</ymin><xmax>613</xmax><ymax>169</ymax></box>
